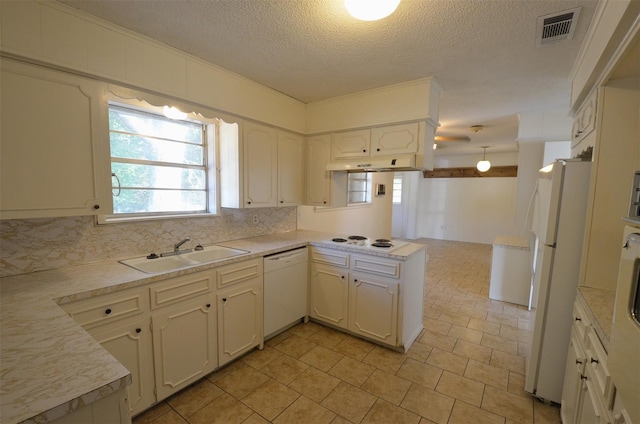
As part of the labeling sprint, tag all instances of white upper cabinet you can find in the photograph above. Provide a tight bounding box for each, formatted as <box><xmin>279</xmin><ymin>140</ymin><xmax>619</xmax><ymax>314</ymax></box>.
<box><xmin>0</xmin><ymin>59</ymin><xmax>112</xmax><ymax>219</ymax></box>
<box><xmin>371</xmin><ymin>122</ymin><xmax>420</xmax><ymax>156</ymax></box>
<box><xmin>277</xmin><ymin>130</ymin><xmax>305</xmax><ymax>206</ymax></box>
<box><xmin>305</xmin><ymin>134</ymin><xmax>348</xmax><ymax>207</ymax></box>
<box><xmin>332</xmin><ymin>129</ymin><xmax>371</xmax><ymax>159</ymax></box>
<box><xmin>243</xmin><ymin>121</ymin><xmax>278</xmax><ymax>208</ymax></box>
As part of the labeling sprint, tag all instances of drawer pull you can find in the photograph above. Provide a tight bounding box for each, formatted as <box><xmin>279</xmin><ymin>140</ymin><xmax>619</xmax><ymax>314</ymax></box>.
<box><xmin>575</xmin><ymin>317</ymin><xmax>581</xmax><ymax>321</ymax></box>
<box><xmin>222</xmin><ymin>298</ymin><xmax>227</xmax><ymax>303</ymax></box>
<box><xmin>581</xmin><ymin>375</ymin><xmax>587</xmax><ymax>380</ymax></box>
<box><xmin>135</xmin><ymin>328</ymin><xmax>141</xmax><ymax>333</ymax></box>
<box><xmin>206</xmin><ymin>303</ymin><xmax>211</xmax><ymax>308</ymax></box>
<box><xmin>576</xmin><ymin>359</ymin><xmax>583</xmax><ymax>365</ymax></box>
<box><xmin>590</xmin><ymin>358</ymin><xmax>599</xmax><ymax>364</ymax></box>
<box><xmin>105</xmin><ymin>308</ymin><xmax>112</xmax><ymax>315</ymax></box>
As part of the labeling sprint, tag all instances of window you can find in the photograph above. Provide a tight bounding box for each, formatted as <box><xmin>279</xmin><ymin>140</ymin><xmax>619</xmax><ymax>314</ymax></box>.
<box><xmin>105</xmin><ymin>103</ymin><xmax>217</xmax><ymax>221</ymax></box>
<box><xmin>392</xmin><ymin>173</ymin><xmax>403</xmax><ymax>204</ymax></box>
<box><xmin>347</xmin><ymin>173</ymin><xmax>372</xmax><ymax>205</ymax></box>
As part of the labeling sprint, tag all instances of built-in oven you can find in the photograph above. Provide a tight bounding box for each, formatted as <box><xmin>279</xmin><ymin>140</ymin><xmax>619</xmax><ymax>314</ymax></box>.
<box><xmin>608</xmin><ymin>225</ymin><xmax>640</xmax><ymax>424</ymax></box>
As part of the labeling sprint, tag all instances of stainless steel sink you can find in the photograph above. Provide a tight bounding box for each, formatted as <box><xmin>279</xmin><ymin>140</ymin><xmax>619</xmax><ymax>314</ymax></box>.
<box><xmin>120</xmin><ymin>245</ymin><xmax>249</xmax><ymax>274</ymax></box>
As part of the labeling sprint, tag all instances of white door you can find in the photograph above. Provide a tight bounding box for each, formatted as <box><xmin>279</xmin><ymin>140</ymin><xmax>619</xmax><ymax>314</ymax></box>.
<box><xmin>348</xmin><ymin>273</ymin><xmax>398</xmax><ymax>345</ymax></box>
<box><xmin>309</xmin><ymin>264</ymin><xmax>348</xmax><ymax>329</ymax></box>
<box><xmin>218</xmin><ymin>282</ymin><xmax>262</xmax><ymax>365</ymax></box>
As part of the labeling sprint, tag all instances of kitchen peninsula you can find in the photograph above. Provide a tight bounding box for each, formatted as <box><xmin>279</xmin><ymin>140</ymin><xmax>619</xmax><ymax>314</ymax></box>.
<box><xmin>0</xmin><ymin>230</ymin><xmax>426</xmax><ymax>424</ymax></box>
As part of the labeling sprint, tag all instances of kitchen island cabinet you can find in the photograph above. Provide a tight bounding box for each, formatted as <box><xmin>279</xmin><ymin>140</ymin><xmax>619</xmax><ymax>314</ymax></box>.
<box><xmin>310</xmin><ymin>261</ymin><xmax>350</xmax><ymax>330</ymax></box>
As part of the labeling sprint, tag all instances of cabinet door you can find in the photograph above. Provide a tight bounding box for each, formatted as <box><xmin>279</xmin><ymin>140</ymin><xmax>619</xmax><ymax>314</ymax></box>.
<box><xmin>89</xmin><ymin>317</ymin><xmax>155</xmax><ymax>416</ymax></box>
<box><xmin>306</xmin><ymin>134</ymin><xmax>332</xmax><ymax>206</ymax></box>
<box><xmin>152</xmin><ymin>297</ymin><xmax>217</xmax><ymax>400</ymax></box>
<box><xmin>560</xmin><ymin>332</ymin><xmax>586</xmax><ymax>424</ymax></box>
<box><xmin>0</xmin><ymin>59</ymin><xmax>111</xmax><ymax>219</ymax></box>
<box><xmin>348</xmin><ymin>273</ymin><xmax>398</xmax><ymax>346</ymax></box>
<box><xmin>218</xmin><ymin>281</ymin><xmax>263</xmax><ymax>366</ymax></box>
<box><xmin>332</xmin><ymin>129</ymin><xmax>371</xmax><ymax>159</ymax></box>
<box><xmin>309</xmin><ymin>263</ymin><xmax>348</xmax><ymax>329</ymax></box>
<box><xmin>243</xmin><ymin>122</ymin><xmax>278</xmax><ymax>207</ymax></box>
<box><xmin>576</xmin><ymin>365</ymin><xmax>611</xmax><ymax>424</ymax></box>
<box><xmin>371</xmin><ymin>123</ymin><xmax>419</xmax><ymax>156</ymax></box>
<box><xmin>278</xmin><ymin>131</ymin><xmax>305</xmax><ymax>206</ymax></box>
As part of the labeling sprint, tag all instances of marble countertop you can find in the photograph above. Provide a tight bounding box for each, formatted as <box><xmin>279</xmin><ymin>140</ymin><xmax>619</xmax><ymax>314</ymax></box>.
<box><xmin>492</xmin><ymin>236</ymin><xmax>530</xmax><ymax>250</ymax></box>
<box><xmin>577</xmin><ymin>286</ymin><xmax>616</xmax><ymax>351</ymax></box>
<box><xmin>0</xmin><ymin>230</ymin><xmax>426</xmax><ymax>424</ymax></box>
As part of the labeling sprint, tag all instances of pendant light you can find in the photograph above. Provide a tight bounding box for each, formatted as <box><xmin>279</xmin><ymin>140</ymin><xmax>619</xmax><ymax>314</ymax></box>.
<box><xmin>477</xmin><ymin>146</ymin><xmax>491</xmax><ymax>172</ymax></box>
<box><xmin>345</xmin><ymin>0</ymin><xmax>401</xmax><ymax>21</ymax></box>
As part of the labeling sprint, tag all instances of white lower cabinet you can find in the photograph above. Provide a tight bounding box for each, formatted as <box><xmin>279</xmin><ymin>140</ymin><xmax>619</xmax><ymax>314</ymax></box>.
<box><xmin>152</xmin><ymin>296</ymin><xmax>217</xmax><ymax>400</ymax></box>
<box><xmin>348</xmin><ymin>272</ymin><xmax>398</xmax><ymax>345</ymax></box>
<box><xmin>51</xmin><ymin>388</ymin><xmax>130</xmax><ymax>424</ymax></box>
<box><xmin>560</xmin><ymin>330</ymin><xmax>586</xmax><ymax>424</ymax></box>
<box><xmin>309</xmin><ymin>263</ymin><xmax>349</xmax><ymax>330</ymax></box>
<box><xmin>87</xmin><ymin>317</ymin><xmax>154</xmax><ymax>416</ymax></box>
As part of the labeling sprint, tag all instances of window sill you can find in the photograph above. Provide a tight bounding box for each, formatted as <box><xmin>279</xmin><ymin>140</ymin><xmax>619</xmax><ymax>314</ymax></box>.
<box><xmin>97</xmin><ymin>212</ymin><xmax>220</xmax><ymax>225</ymax></box>
<box><xmin>313</xmin><ymin>203</ymin><xmax>372</xmax><ymax>213</ymax></box>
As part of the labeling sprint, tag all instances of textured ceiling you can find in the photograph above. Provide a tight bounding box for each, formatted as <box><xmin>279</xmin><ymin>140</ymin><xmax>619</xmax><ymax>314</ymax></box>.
<box><xmin>58</xmin><ymin>0</ymin><xmax>598</xmax><ymax>155</ymax></box>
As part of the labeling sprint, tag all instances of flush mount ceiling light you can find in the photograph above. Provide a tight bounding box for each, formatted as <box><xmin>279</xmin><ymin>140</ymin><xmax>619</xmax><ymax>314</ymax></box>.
<box><xmin>477</xmin><ymin>146</ymin><xmax>491</xmax><ymax>172</ymax></box>
<box><xmin>344</xmin><ymin>0</ymin><xmax>401</xmax><ymax>21</ymax></box>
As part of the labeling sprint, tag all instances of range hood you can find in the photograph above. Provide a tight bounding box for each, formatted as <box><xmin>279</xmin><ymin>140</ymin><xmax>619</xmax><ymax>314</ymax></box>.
<box><xmin>326</xmin><ymin>155</ymin><xmax>425</xmax><ymax>173</ymax></box>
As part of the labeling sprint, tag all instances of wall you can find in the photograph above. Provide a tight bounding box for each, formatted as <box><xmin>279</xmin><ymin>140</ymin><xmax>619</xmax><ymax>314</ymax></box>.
<box><xmin>414</xmin><ymin>152</ymin><xmax>521</xmax><ymax>244</ymax></box>
<box><xmin>0</xmin><ymin>208</ymin><xmax>296</xmax><ymax>278</ymax></box>
<box><xmin>297</xmin><ymin>172</ymin><xmax>394</xmax><ymax>237</ymax></box>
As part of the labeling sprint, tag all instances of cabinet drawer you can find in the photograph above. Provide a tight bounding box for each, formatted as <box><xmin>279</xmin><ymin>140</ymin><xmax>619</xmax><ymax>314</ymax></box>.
<box><xmin>310</xmin><ymin>247</ymin><xmax>350</xmax><ymax>268</ymax></box>
<box><xmin>216</xmin><ymin>258</ymin><xmax>263</xmax><ymax>289</ymax></box>
<box><xmin>351</xmin><ymin>254</ymin><xmax>400</xmax><ymax>279</ymax></box>
<box><xmin>586</xmin><ymin>329</ymin><xmax>613</xmax><ymax>406</ymax></box>
<box><xmin>150</xmin><ymin>271</ymin><xmax>214</xmax><ymax>310</ymax></box>
<box><xmin>62</xmin><ymin>287</ymin><xmax>148</xmax><ymax>329</ymax></box>
<box><xmin>573</xmin><ymin>301</ymin><xmax>591</xmax><ymax>344</ymax></box>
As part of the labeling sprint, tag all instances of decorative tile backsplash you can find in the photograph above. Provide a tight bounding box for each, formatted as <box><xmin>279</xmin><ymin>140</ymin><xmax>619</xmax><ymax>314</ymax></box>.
<box><xmin>0</xmin><ymin>208</ymin><xmax>296</xmax><ymax>278</ymax></box>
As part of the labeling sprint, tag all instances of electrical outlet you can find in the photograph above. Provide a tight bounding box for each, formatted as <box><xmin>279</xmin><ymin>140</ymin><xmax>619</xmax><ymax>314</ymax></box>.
<box><xmin>224</xmin><ymin>215</ymin><xmax>233</xmax><ymax>224</ymax></box>
<box><xmin>252</xmin><ymin>215</ymin><xmax>258</xmax><ymax>224</ymax></box>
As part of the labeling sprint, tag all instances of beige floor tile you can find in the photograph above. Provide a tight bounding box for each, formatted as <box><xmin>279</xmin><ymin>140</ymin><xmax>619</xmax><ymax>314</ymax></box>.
<box><xmin>452</xmin><ymin>339</ymin><xmax>492</xmax><ymax>364</ymax></box>
<box><xmin>242</xmin><ymin>379</ymin><xmax>300</xmax><ymax>421</ymax></box>
<box><xmin>490</xmin><ymin>349</ymin><xmax>526</xmax><ymax>374</ymax></box>
<box><xmin>288</xmin><ymin>321</ymin><xmax>324</xmax><ymax>339</ymax></box>
<box><xmin>464</xmin><ymin>359</ymin><xmax>509</xmax><ymax>390</ymax></box>
<box><xmin>426</xmin><ymin>348</ymin><xmax>468</xmax><ymax>375</ymax></box>
<box><xmin>189</xmin><ymin>393</ymin><xmax>254</xmax><ymax>424</ymax></box>
<box><xmin>166</xmin><ymin>379</ymin><xmax>225</xmax><ymax>417</ymax></box>
<box><xmin>328</xmin><ymin>355</ymin><xmax>376</xmax><ymax>387</ymax></box>
<box><xmin>482</xmin><ymin>386</ymin><xmax>534</xmax><ymax>424</ymax></box>
<box><xmin>273</xmin><ymin>334</ymin><xmax>317</xmax><ymax>358</ymax></box>
<box><xmin>362</xmin><ymin>345</ymin><xmax>407</xmax><ymax>373</ymax></box>
<box><xmin>448</xmin><ymin>400</ymin><xmax>505</xmax><ymax>424</ymax></box>
<box><xmin>299</xmin><ymin>345</ymin><xmax>344</xmax><ymax>371</ymax></box>
<box><xmin>448</xmin><ymin>324</ymin><xmax>484</xmax><ymax>344</ymax></box>
<box><xmin>242</xmin><ymin>413</ymin><xmax>271</xmax><ymax>423</ymax></box>
<box><xmin>406</xmin><ymin>341</ymin><xmax>432</xmax><ymax>362</ymax></box>
<box><xmin>435</xmin><ymin>371</ymin><xmax>485</xmax><ymax>407</ymax></box>
<box><xmin>423</xmin><ymin>317</ymin><xmax>452</xmax><ymax>335</ymax></box>
<box><xmin>132</xmin><ymin>402</ymin><xmax>172</xmax><ymax>424</ymax></box>
<box><xmin>214</xmin><ymin>362</ymin><xmax>270</xmax><ymax>399</ymax></box>
<box><xmin>265</xmin><ymin>330</ymin><xmax>293</xmax><ymax>347</ymax></box>
<box><xmin>361</xmin><ymin>398</ymin><xmax>421</xmax><ymax>424</ymax></box>
<box><xmin>261</xmin><ymin>354</ymin><xmax>309</xmax><ymax>385</ymax></box>
<box><xmin>333</xmin><ymin>335</ymin><xmax>375</xmax><ymax>360</ymax></box>
<box><xmin>401</xmin><ymin>383</ymin><xmax>455</xmax><ymax>424</ymax></box>
<box><xmin>308</xmin><ymin>327</ymin><xmax>348</xmax><ymax>349</ymax></box>
<box><xmin>206</xmin><ymin>359</ymin><xmax>246</xmax><ymax>383</ymax></box>
<box><xmin>507</xmin><ymin>371</ymin><xmax>529</xmax><ymax>398</ymax></box>
<box><xmin>288</xmin><ymin>367</ymin><xmax>341</xmax><ymax>403</ymax></box>
<box><xmin>396</xmin><ymin>358</ymin><xmax>442</xmax><ymax>389</ymax></box>
<box><xmin>321</xmin><ymin>382</ymin><xmax>377</xmax><ymax>423</ymax></box>
<box><xmin>330</xmin><ymin>415</ymin><xmax>353</xmax><ymax>424</ymax></box>
<box><xmin>467</xmin><ymin>317</ymin><xmax>502</xmax><ymax>335</ymax></box>
<box><xmin>533</xmin><ymin>398</ymin><xmax>561</xmax><ymax>424</ymax></box>
<box><xmin>502</xmin><ymin>305</ymin><xmax>531</xmax><ymax>320</ymax></box>
<box><xmin>486</xmin><ymin>312</ymin><xmax>519</xmax><ymax>327</ymax></box>
<box><xmin>500</xmin><ymin>324</ymin><xmax>531</xmax><ymax>343</ymax></box>
<box><xmin>361</xmin><ymin>369</ymin><xmax>412</xmax><ymax>405</ymax></box>
<box><xmin>273</xmin><ymin>396</ymin><xmax>336</xmax><ymax>424</ymax></box>
<box><xmin>481</xmin><ymin>332</ymin><xmax>519</xmax><ymax>355</ymax></box>
<box><xmin>242</xmin><ymin>346</ymin><xmax>282</xmax><ymax>370</ymax></box>
<box><xmin>145</xmin><ymin>409</ymin><xmax>188</xmax><ymax>424</ymax></box>
<box><xmin>420</xmin><ymin>329</ymin><xmax>457</xmax><ymax>352</ymax></box>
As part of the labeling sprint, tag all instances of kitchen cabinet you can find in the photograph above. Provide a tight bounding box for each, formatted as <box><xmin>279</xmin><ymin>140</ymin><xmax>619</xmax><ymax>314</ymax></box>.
<box><xmin>370</xmin><ymin>122</ymin><xmax>420</xmax><ymax>156</ymax></box>
<box><xmin>561</xmin><ymin>301</ymin><xmax>589</xmax><ymax>424</ymax></box>
<box><xmin>277</xmin><ymin>130</ymin><xmax>305</xmax><ymax>206</ymax></box>
<box><xmin>243</xmin><ymin>121</ymin><xmax>278</xmax><ymax>208</ymax></box>
<box><xmin>0</xmin><ymin>58</ymin><xmax>112</xmax><ymax>219</ymax></box>
<box><xmin>309</xmin><ymin>246</ymin><xmax>426</xmax><ymax>351</ymax></box>
<box><xmin>571</xmin><ymin>91</ymin><xmax>597</xmax><ymax>149</ymax></box>
<box><xmin>51</xmin><ymin>388</ymin><xmax>130</xmax><ymax>424</ymax></box>
<box><xmin>216</xmin><ymin>258</ymin><xmax>264</xmax><ymax>365</ymax></box>
<box><xmin>332</xmin><ymin>129</ymin><xmax>371</xmax><ymax>159</ymax></box>
<box><xmin>305</xmin><ymin>134</ymin><xmax>348</xmax><ymax>207</ymax></box>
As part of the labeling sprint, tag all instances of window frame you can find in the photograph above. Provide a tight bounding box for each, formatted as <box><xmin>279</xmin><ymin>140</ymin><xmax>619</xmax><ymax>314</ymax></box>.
<box><xmin>347</xmin><ymin>172</ymin><xmax>373</xmax><ymax>206</ymax></box>
<box><xmin>98</xmin><ymin>96</ymin><xmax>222</xmax><ymax>224</ymax></box>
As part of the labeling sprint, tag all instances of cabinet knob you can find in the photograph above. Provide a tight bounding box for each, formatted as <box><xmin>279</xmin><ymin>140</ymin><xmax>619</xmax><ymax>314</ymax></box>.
<box><xmin>93</xmin><ymin>204</ymin><xmax>100</xmax><ymax>210</ymax></box>
<box><xmin>576</xmin><ymin>359</ymin><xmax>583</xmax><ymax>365</ymax></box>
<box><xmin>341</xmin><ymin>276</ymin><xmax>345</xmax><ymax>280</ymax></box>
<box><xmin>376</xmin><ymin>148</ymin><xmax>380</xmax><ymax>152</ymax></box>
<box><xmin>575</xmin><ymin>317</ymin><xmax>581</xmax><ymax>321</ymax></box>
<box><xmin>580</xmin><ymin>374</ymin><xmax>587</xmax><ymax>381</ymax></box>
<box><xmin>247</xmin><ymin>201</ymin><xmax>252</xmax><ymax>205</ymax></box>
<box><xmin>280</xmin><ymin>200</ymin><xmax>284</xmax><ymax>204</ymax></box>
<box><xmin>354</xmin><ymin>279</ymin><xmax>358</xmax><ymax>282</ymax></box>
<box><xmin>362</xmin><ymin>149</ymin><xmax>366</xmax><ymax>153</ymax></box>
<box><xmin>135</xmin><ymin>328</ymin><xmax>142</xmax><ymax>333</ymax></box>
<box><xmin>206</xmin><ymin>303</ymin><xmax>211</xmax><ymax>308</ymax></box>
<box><xmin>323</xmin><ymin>201</ymin><xmax>327</xmax><ymax>204</ymax></box>
<box><xmin>105</xmin><ymin>308</ymin><xmax>112</xmax><ymax>315</ymax></box>
<box><xmin>222</xmin><ymin>298</ymin><xmax>227</xmax><ymax>302</ymax></box>
<box><xmin>590</xmin><ymin>357</ymin><xmax>599</xmax><ymax>364</ymax></box>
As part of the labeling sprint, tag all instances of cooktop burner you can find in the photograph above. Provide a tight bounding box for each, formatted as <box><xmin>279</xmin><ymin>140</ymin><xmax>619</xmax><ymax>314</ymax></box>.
<box><xmin>375</xmin><ymin>239</ymin><xmax>391</xmax><ymax>243</ymax></box>
<box><xmin>348</xmin><ymin>235</ymin><xmax>367</xmax><ymax>240</ymax></box>
<box><xmin>371</xmin><ymin>242</ymin><xmax>393</xmax><ymax>248</ymax></box>
<box><xmin>332</xmin><ymin>238</ymin><xmax>347</xmax><ymax>243</ymax></box>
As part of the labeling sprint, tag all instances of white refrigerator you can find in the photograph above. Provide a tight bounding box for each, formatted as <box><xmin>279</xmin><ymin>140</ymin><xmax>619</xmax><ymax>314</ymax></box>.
<box><xmin>524</xmin><ymin>159</ymin><xmax>591</xmax><ymax>403</ymax></box>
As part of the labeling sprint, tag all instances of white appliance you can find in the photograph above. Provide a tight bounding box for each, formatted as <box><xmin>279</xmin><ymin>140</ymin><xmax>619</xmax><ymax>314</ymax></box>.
<box><xmin>317</xmin><ymin>235</ymin><xmax>409</xmax><ymax>253</ymax></box>
<box><xmin>525</xmin><ymin>159</ymin><xmax>592</xmax><ymax>403</ymax></box>
<box><xmin>263</xmin><ymin>247</ymin><xmax>308</xmax><ymax>339</ymax></box>
<box><xmin>608</xmin><ymin>226</ymin><xmax>640</xmax><ymax>424</ymax></box>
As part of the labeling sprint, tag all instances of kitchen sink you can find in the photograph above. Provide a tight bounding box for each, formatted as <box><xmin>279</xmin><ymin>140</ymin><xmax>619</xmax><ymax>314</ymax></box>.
<box><xmin>119</xmin><ymin>245</ymin><xmax>249</xmax><ymax>274</ymax></box>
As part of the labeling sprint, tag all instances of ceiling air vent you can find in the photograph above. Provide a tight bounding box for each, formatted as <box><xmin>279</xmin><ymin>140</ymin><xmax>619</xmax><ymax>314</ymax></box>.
<box><xmin>536</xmin><ymin>8</ymin><xmax>581</xmax><ymax>46</ymax></box>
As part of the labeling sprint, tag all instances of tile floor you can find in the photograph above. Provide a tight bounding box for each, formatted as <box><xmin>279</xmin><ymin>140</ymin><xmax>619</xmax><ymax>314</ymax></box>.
<box><xmin>133</xmin><ymin>238</ymin><xmax>561</xmax><ymax>424</ymax></box>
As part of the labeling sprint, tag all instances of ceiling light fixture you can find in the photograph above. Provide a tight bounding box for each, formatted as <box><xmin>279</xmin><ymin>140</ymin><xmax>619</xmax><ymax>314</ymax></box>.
<box><xmin>344</xmin><ymin>0</ymin><xmax>401</xmax><ymax>21</ymax></box>
<box><xmin>477</xmin><ymin>146</ymin><xmax>491</xmax><ymax>172</ymax></box>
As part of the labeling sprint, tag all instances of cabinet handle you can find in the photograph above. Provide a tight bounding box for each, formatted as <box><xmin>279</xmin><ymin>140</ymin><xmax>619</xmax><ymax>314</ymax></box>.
<box><xmin>206</xmin><ymin>303</ymin><xmax>211</xmax><ymax>308</ymax></box>
<box><xmin>280</xmin><ymin>200</ymin><xmax>284</xmax><ymax>204</ymax></box>
<box><xmin>590</xmin><ymin>358</ymin><xmax>599</xmax><ymax>364</ymax></box>
<box><xmin>575</xmin><ymin>317</ymin><xmax>581</xmax><ymax>321</ymax></box>
<box><xmin>354</xmin><ymin>279</ymin><xmax>358</xmax><ymax>282</ymax></box>
<box><xmin>362</xmin><ymin>149</ymin><xmax>366</xmax><ymax>153</ymax></box>
<box><xmin>576</xmin><ymin>359</ymin><xmax>583</xmax><ymax>365</ymax></box>
<box><xmin>247</xmin><ymin>200</ymin><xmax>252</xmax><ymax>205</ymax></box>
<box><xmin>93</xmin><ymin>204</ymin><xmax>100</xmax><ymax>210</ymax></box>
<box><xmin>376</xmin><ymin>148</ymin><xmax>380</xmax><ymax>152</ymax></box>
<box><xmin>323</xmin><ymin>201</ymin><xmax>327</xmax><ymax>204</ymax></box>
<box><xmin>580</xmin><ymin>375</ymin><xmax>587</xmax><ymax>380</ymax></box>
<box><xmin>135</xmin><ymin>328</ymin><xmax>142</xmax><ymax>333</ymax></box>
<box><xmin>340</xmin><ymin>276</ymin><xmax>345</xmax><ymax>280</ymax></box>
<box><xmin>222</xmin><ymin>298</ymin><xmax>227</xmax><ymax>302</ymax></box>
<box><xmin>105</xmin><ymin>308</ymin><xmax>112</xmax><ymax>315</ymax></box>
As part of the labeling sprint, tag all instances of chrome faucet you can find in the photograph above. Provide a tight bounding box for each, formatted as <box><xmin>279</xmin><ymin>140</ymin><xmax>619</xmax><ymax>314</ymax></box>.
<box><xmin>161</xmin><ymin>237</ymin><xmax>192</xmax><ymax>257</ymax></box>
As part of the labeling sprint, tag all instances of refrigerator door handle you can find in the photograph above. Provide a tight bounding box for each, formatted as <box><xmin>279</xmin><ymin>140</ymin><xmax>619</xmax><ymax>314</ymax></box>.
<box><xmin>545</xmin><ymin>243</ymin><xmax>557</xmax><ymax>248</ymax></box>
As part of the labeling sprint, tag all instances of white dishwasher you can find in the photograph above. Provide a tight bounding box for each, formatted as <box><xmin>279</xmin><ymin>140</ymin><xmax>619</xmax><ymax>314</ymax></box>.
<box><xmin>263</xmin><ymin>246</ymin><xmax>308</xmax><ymax>339</ymax></box>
